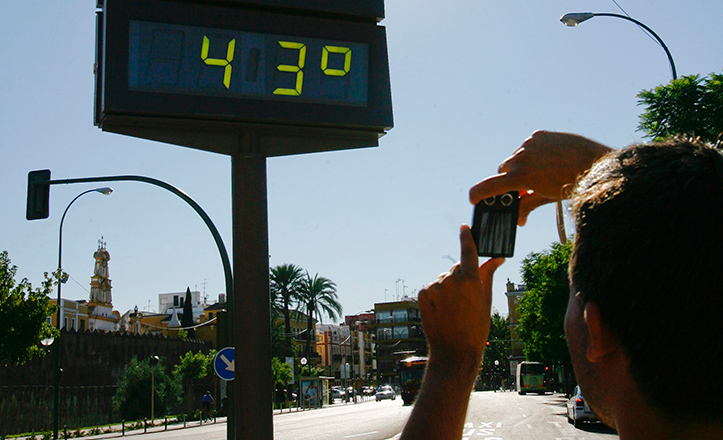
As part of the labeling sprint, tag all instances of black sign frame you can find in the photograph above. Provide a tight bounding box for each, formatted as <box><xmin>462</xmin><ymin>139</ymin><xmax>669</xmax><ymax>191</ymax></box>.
<box><xmin>95</xmin><ymin>0</ymin><xmax>393</xmax><ymax>156</ymax></box>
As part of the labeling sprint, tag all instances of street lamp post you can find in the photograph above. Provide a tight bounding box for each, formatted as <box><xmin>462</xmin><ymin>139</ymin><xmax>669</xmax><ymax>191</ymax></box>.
<box><xmin>560</xmin><ymin>12</ymin><xmax>677</xmax><ymax>80</ymax></box>
<box><xmin>53</xmin><ymin>187</ymin><xmax>113</xmax><ymax>440</ymax></box>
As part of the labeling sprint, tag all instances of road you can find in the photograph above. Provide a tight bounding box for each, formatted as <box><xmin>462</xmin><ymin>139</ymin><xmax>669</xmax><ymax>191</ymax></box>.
<box><xmin>274</xmin><ymin>398</ymin><xmax>410</xmax><ymax>440</ymax></box>
<box><xmin>462</xmin><ymin>391</ymin><xmax>618</xmax><ymax>440</ymax></box>
<box><xmin>84</xmin><ymin>392</ymin><xmax>618</xmax><ymax>440</ymax></box>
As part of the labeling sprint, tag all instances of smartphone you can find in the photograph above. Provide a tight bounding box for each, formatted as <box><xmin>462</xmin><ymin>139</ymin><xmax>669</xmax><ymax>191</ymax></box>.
<box><xmin>470</xmin><ymin>191</ymin><xmax>519</xmax><ymax>258</ymax></box>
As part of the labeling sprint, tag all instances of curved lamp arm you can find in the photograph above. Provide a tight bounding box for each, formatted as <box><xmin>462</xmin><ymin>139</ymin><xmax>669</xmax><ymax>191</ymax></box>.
<box><xmin>560</xmin><ymin>12</ymin><xmax>677</xmax><ymax>80</ymax></box>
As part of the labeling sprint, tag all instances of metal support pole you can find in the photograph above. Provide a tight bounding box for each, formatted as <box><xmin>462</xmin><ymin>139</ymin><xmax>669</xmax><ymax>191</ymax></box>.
<box><xmin>232</xmin><ymin>147</ymin><xmax>272</xmax><ymax>440</ymax></box>
<box><xmin>151</xmin><ymin>369</ymin><xmax>154</xmax><ymax>424</ymax></box>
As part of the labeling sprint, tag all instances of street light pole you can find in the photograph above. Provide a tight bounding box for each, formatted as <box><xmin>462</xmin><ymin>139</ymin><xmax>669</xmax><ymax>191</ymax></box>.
<box><xmin>560</xmin><ymin>12</ymin><xmax>677</xmax><ymax>80</ymax></box>
<box><xmin>53</xmin><ymin>187</ymin><xmax>113</xmax><ymax>440</ymax></box>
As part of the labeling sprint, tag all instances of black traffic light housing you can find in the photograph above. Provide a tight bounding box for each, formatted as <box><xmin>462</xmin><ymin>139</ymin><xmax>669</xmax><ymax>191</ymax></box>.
<box><xmin>27</xmin><ymin>169</ymin><xmax>51</xmax><ymax>220</ymax></box>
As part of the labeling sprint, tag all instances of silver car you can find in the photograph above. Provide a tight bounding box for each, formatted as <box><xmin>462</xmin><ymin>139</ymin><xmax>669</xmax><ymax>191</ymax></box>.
<box><xmin>566</xmin><ymin>385</ymin><xmax>599</xmax><ymax>428</ymax></box>
<box><xmin>375</xmin><ymin>385</ymin><xmax>396</xmax><ymax>401</ymax></box>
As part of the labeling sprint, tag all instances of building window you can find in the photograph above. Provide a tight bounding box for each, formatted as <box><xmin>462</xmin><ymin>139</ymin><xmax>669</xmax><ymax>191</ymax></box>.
<box><xmin>47</xmin><ymin>317</ymin><xmax>51</xmax><ymax>325</ymax></box>
<box><xmin>376</xmin><ymin>311</ymin><xmax>392</xmax><ymax>324</ymax></box>
<box><xmin>71</xmin><ymin>318</ymin><xmax>76</xmax><ymax>330</ymax></box>
<box><xmin>393</xmin><ymin>310</ymin><xmax>408</xmax><ymax>323</ymax></box>
<box><xmin>174</xmin><ymin>295</ymin><xmax>179</xmax><ymax>307</ymax></box>
<box><xmin>79</xmin><ymin>319</ymin><xmax>86</xmax><ymax>331</ymax></box>
<box><xmin>393</xmin><ymin>326</ymin><xmax>409</xmax><ymax>339</ymax></box>
<box><xmin>376</xmin><ymin>327</ymin><xmax>392</xmax><ymax>340</ymax></box>
<box><xmin>64</xmin><ymin>317</ymin><xmax>68</xmax><ymax>329</ymax></box>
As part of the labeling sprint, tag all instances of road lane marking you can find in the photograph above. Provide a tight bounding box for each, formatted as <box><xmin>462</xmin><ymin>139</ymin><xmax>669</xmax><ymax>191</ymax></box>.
<box><xmin>462</xmin><ymin>422</ymin><xmax>502</xmax><ymax>439</ymax></box>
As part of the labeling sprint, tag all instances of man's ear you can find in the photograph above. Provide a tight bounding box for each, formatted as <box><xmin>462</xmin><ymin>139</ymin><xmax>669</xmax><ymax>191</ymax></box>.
<box><xmin>583</xmin><ymin>302</ymin><xmax>618</xmax><ymax>362</ymax></box>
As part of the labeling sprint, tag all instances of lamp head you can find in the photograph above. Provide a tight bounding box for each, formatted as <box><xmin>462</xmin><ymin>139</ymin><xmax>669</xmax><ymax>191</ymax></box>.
<box><xmin>95</xmin><ymin>187</ymin><xmax>113</xmax><ymax>195</ymax></box>
<box><xmin>560</xmin><ymin>12</ymin><xmax>595</xmax><ymax>27</ymax></box>
<box><xmin>41</xmin><ymin>337</ymin><xmax>55</xmax><ymax>347</ymax></box>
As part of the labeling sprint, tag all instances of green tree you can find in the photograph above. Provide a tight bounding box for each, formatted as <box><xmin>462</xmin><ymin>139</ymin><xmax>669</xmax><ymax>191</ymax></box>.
<box><xmin>483</xmin><ymin>311</ymin><xmax>511</xmax><ymax>377</ymax></box>
<box><xmin>270</xmin><ymin>319</ymin><xmax>287</xmax><ymax>359</ymax></box>
<box><xmin>172</xmin><ymin>349</ymin><xmax>216</xmax><ymax>414</ymax></box>
<box><xmin>517</xmin><ymin>241</ymin><xmax>572</xmax><ymax>365</ymax></box>
<box><xmin>638</xmin><ymin>72</ymin><xmax>723</xmax><ymax>143</ymax></box>
<box><xmin>271</xmin><ymin>357</ymin><xmax>293</xmax><ymax>388</ymax></box>
<box><xmin>297</xmin><ymin>272</ymin><xmax>342</xmax><ymax>367</ymax></box>
<box><xmin>113</xmin><ymin>356</ymin><xmax>182</xmax><ymax>420</ymax></box>
<box><xmin>270</xmin><ymin>264</ymin><xmax>304</xmax><ymax>358</ymax></box>
<box><xmin>0</xmin><ymin>251</ymin><xmax>59</xmax><ymax>366</ymax></box>
<box><xmin>173</xmin><ymin>350</ymin><xmax>215</xmax><ymax>380</ymax></box>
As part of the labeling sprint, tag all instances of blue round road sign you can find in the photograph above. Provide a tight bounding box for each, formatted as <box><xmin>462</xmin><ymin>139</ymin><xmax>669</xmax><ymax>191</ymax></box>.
<box><xmin>214</xmin><ymin>347</ymin><xmax>235</xmax><ymax>381</ymax></box>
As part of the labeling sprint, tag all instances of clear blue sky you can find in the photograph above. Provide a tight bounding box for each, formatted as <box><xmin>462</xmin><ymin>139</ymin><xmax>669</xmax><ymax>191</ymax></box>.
<box><xmin>2</xmin><ymin>1</ymin><xmax>721</xmax><ymax>322</ymax></box>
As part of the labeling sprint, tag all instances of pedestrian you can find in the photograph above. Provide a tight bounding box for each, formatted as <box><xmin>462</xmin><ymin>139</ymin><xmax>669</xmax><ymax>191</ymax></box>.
<box><xmin>400</xmin><ymin>132</ymin><xmax>723</xmax><ymax>440</ymax></box>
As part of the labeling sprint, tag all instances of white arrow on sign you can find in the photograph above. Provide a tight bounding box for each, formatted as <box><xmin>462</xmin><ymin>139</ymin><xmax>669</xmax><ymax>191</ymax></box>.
<box><xmin>220</xmin><ymin>354</ymin><xmax>235</xmax><ymax>372</ymax></box>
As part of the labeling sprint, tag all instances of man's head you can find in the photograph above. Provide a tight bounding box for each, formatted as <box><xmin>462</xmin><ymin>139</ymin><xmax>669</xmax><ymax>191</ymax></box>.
<box><xmin>568</xmin><ymin>139</ymin><xmax>723</xmax><ymax>425</ymax></box>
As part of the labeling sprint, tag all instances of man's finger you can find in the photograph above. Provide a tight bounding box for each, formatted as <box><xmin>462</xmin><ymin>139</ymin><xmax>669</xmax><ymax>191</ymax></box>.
<box><xmin>497</xmin><ymin>148</ymin><xmax>524</xmax><ymax>174</ymax></box>
<box><xmin>469</xmin><ymin>173</ymin><xmax>521</xmax><ymax>205</ymax></box>
<box><xmin>479</xmin><ymin>257</ymin><xmax>505</xmax><ymax>283</ymax></box>
<box><xmin>459</xmin><ymin>225</ymin><xmax>480</xmax><ymax>275</ymax></box>
<box><xmin>518</xmin><ymin>193</ymin><xmax>555</xmax><ymax>226</ymax></box>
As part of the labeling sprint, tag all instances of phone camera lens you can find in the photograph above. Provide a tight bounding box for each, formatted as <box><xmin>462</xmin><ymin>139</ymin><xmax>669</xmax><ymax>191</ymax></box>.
<box><xmin>500</xmin><ymin>193</ymin><xmax>514</xmax><ymax>207</ymax></box>
<box><xmin>484</xmin><ymin>196</ymin><xmax>496</xmax><ymax>206</ymax></box>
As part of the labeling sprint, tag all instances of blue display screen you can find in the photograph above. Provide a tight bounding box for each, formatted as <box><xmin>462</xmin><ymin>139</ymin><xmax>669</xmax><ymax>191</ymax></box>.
<box><xmin>128</xmin><ymin>21</ymin><xmax>369</xmax><ymax>107</ymax></box>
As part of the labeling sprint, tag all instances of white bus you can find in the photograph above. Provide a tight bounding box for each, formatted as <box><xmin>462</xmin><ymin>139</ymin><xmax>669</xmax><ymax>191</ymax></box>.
<box><xmin>516</xmin><ymin>361</ymin><xmax>546</xmax><ymax>395</ymax></box>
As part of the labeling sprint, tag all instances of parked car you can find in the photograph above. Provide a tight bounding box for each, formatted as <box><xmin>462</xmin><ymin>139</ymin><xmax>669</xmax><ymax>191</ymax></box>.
<box><xmin>362</xmin><ymin>386</ymin><xmax>376</xmax><ymax>396</ymax></box>
<box><xmin>566</xmin><ymin>385</ymin><xmax>599</xmax><ymax>428</ymax></box>
<box><xmin>375</xmin><ymin>385</ymin><xmax>396</xmax><ymax>401</ymax></box>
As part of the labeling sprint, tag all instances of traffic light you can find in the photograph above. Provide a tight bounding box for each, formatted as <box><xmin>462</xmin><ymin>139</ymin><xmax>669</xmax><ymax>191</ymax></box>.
<box><xmin>26</xmin><ymin>169</ymin><xmax>51</xmax><ymax>220</ymax></box>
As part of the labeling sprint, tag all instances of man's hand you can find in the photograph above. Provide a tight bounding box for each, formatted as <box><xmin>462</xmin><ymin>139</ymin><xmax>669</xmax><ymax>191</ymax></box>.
<box><xmin>401</xmin><ymin>226</ymin><xmax>504</xmax><ymax>440</ymax></box>
<box><xmin>469</xmin><ymin>131</ymin><xmax>611</xmax><ymax>226</ymax></box>
<box><xmin>418</xmin><ymin>225</ymin><xmax>504</xmax><ymax>365</ymax></box>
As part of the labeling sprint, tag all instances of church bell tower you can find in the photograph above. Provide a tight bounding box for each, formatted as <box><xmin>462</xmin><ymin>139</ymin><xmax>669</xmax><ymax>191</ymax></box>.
<box><xmin>88</xmin><ymin>238</ymin><xmax>118</xmax><ymax>330</ymax></box>
<box><xmin>89</xmin><ymin>238</ymin><xmax>112</xmax><ymax>307</ymax></box>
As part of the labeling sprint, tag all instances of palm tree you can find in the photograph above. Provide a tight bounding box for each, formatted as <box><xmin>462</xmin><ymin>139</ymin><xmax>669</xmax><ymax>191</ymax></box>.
<box><xmin>298</xmin><ymin>272</ymin><xmax>343</xmax><ymax>369</ymax></box>
<box><xmin>270</xmin><ymin>264</ymin><xmax>304</xmax><ymax>358</ymax></box>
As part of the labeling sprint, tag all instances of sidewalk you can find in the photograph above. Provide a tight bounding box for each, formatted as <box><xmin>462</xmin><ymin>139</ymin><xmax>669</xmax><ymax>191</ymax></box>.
<box><xmin>14</xmin><ymin>399</ymin><xmax>374</xmax><ymax>440</ymax></box>
<box><xmin>15</xmin><ymin>416</ymin><xmax>228</xmax><ymax>440</ymax></box>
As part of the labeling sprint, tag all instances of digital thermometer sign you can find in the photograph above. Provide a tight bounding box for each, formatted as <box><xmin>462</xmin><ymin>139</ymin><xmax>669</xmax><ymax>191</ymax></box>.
<box><xmin>128</xmin><ymin>21</ymin><xmax>369</xmax><ymax>106</ymax></box>
<box><xmin>95</xmin><ymin>0</ymin><xmax>393</xmax><ymax>156</ymax></box>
